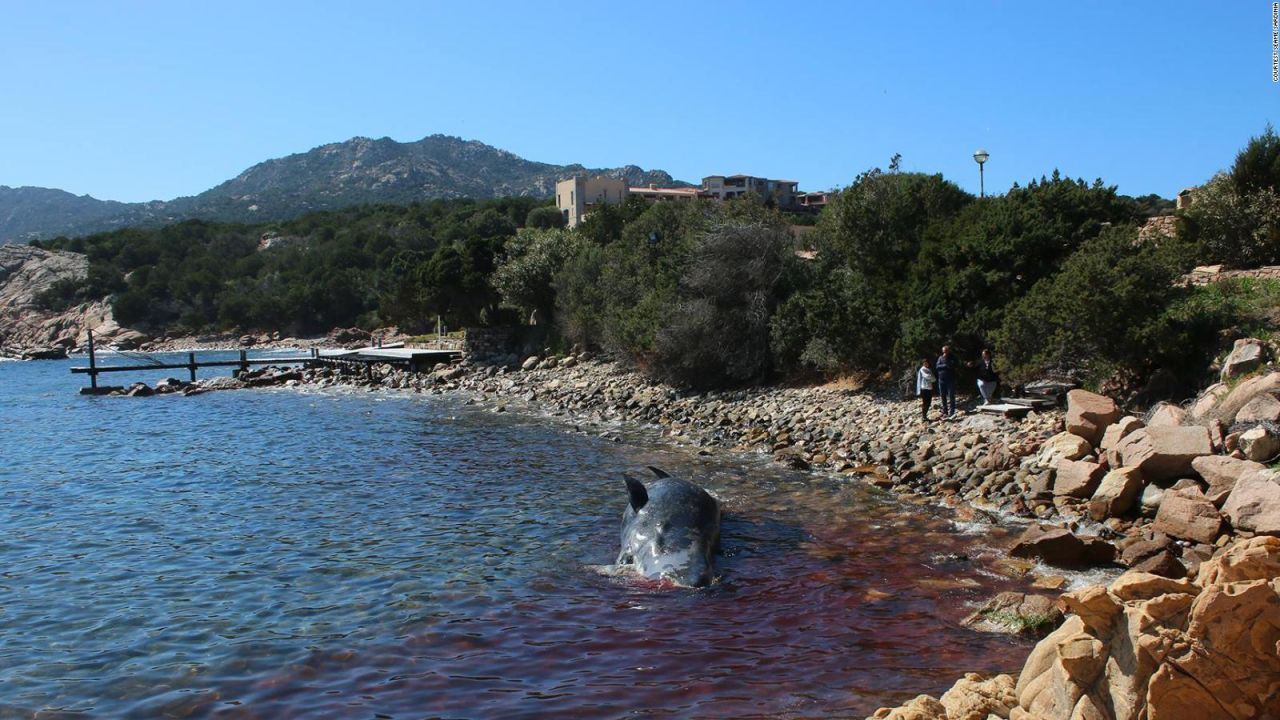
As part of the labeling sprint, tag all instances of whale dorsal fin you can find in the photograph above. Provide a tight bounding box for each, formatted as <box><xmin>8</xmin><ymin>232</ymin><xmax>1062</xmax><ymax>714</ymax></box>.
<box><xmin>647</xmin><ymin>466</ymin><xmax>671</xmax><ymax>479</ymax></box>
<box><xmin>624</xmin><ymin>475</ymin><xmax>649</xmax><ymax>511</ymax></box>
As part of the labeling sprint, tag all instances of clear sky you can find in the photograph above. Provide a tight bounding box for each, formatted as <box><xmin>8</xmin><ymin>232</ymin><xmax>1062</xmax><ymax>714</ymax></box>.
<box><xmin>0</xmin><ymin>1</ymin><xmax>1274</xmax><ymax>203</ymax></box>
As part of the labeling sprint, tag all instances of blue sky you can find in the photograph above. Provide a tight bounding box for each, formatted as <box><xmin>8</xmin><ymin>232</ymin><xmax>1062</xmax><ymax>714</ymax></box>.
<box><xmin>0</xmin><ymin>1</ymin><xmax>1274</xmax><ymax>202</ymax></box>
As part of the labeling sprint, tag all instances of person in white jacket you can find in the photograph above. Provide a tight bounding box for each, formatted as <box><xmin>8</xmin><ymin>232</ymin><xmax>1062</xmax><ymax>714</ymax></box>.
<box><xmin>916</xmin><ymin>358</ymin><xmax>937</xmax><ymax>422</ymax></box>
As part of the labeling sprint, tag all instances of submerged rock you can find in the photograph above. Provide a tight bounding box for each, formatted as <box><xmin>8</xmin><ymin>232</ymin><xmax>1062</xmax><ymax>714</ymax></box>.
<box><xmin>961</xmin><ymin>591</ymin><xmax>1063</xmax><ymax>635</ymax></box>
<box><xmin>1009</xmin><ymin>524</ymin><xmax>1115</xmax><ymax>568</ymax></box>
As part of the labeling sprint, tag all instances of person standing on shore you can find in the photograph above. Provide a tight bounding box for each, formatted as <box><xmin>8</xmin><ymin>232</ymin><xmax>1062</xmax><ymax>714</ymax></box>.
<box><xmin>935</xmin><ymin>345</ymin><xmax>958</xmax><ymax>417</ymax></box>
<box><xmin>916</xmin><ymin>358</ymin><xmax>936</xmax><ymax>422</ymax></box>
<box><xmin>975</xmin><ymin>348</ymin><xmax>999</xmax><ymax>404</ymax></box>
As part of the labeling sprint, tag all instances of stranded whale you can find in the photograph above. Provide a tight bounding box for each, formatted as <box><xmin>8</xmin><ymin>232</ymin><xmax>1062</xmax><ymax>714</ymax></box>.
<box><xmin>616</xmin><ymin>467</ymin><xmax>721</xmax><ymax>587</ymax></box>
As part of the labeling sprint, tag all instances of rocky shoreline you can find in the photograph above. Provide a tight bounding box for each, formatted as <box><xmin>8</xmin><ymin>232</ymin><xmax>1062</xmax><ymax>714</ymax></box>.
<box><xmin>76</xmin><ymin>348</ymin><xmax>1280</xmax><ymax>718</ymax></box>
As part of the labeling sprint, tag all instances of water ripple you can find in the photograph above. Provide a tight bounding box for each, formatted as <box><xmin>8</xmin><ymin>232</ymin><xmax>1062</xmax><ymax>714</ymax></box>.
<box><xmin>0</xmin><ymin>356</ymin><xmax>1041</xmax><ymax>718</ymax></box>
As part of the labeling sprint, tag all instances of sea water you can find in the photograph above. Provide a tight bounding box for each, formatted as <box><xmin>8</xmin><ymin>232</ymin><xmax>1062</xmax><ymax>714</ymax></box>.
<box><xmin>0</xmin><ymin>354</ymin><xmax>1042</xmax><ymax>718</ymax></box>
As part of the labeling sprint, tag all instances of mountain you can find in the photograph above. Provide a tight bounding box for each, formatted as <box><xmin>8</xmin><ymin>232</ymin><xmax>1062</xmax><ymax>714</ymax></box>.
<box><xmin>0</xmin><ymin>135</ymin><xmax>687</xmax><ymax>243</ymax></box>
<box><xmin>0</xmin><ymin>186</ymin><xmax>180</xmax><ymax>243</ymax></box>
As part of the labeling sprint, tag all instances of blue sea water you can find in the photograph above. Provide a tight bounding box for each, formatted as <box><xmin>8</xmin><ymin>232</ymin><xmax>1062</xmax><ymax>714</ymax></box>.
<box><xmin>0</xmin><ymin>354</ymin><xmax>1038</xmax><ymax>719</ymax></box>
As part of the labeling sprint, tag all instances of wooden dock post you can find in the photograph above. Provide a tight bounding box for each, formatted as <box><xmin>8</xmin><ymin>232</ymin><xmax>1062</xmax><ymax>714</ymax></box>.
<box><xmin>87</xmin><ymin>329</ymin><xmax>98</xmax><ymax>390</ymax></box>
<box><xmin>188</xmin><ymin>352</ymin><xmax>197</xmax><ymax>383</ymax></box>
<box><xmin>239</xmin><ymin>350</ymin><xmax>248</xmax><ymax>376</ymax></box>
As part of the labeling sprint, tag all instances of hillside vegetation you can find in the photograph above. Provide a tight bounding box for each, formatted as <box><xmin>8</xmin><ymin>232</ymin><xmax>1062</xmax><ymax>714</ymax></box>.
<box><xmin>31</xmin><ymin>128</ymin><xmax>1280</xmax><ymax>402</ymax></box>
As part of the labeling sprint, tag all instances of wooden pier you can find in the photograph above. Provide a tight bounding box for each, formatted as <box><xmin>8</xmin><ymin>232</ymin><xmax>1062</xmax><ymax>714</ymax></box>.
<box><xmin>71</xmin><ymin>331</ymin><xmax>461</xmax><ymax>393</ymax></box>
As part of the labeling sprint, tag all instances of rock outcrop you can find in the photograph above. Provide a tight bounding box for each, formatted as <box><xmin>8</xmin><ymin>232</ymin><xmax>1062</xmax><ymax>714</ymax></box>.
<box><xmin>868</xmin><ymin>537</ymin><xmax>1280</xmax><ymax>720</ymax></box>
<box><xmin>0</xmin><ymin>244</ymin><xmax>140</xmax><ymax>357</ymax></box>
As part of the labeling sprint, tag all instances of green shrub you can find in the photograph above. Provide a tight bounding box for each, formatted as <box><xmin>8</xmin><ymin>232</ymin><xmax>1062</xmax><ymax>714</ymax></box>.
<box><xmin>994</xmin><ymin>225</ymin><xmax>1195</xmax><ymax>386</ymax></box>
<box><xmin>899</xmin><ymin>172</ymin><xmax>1141</xmax><ymax>364</ymax></box>
<box><xmin>771</xmin><ymin>261</ymin><xmax>898</xmax><ymax>374</ymax></box>
<box><xmin>1180</xmin><ymin>172</ymin><xmax>1280</xmax><ymax>268</ymax></box>
<box><xmin>524</xmin><ymin>205</ymin><xmax>566</xmax><ymax>230</ymax></box>
<box><xmin>652</xmin><ymin>222</ymin><xmax>789</xmax><ymax>388</ymax></box>
<box><xmin>552</xmin><ymin>244</ymin><xmax>608</xmax><ymax>348</ymax></box>
<box><xmin>492</xmin><ymin>228</ymin><xmax>583</xmax><ymax>324</ymax></box>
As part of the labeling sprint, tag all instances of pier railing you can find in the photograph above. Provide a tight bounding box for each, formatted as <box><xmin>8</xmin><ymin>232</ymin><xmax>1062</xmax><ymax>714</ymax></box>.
<box><xmin>70</xmin><ymin>330</ymin><xmax>461</xmax><ymax>394</ymax></box>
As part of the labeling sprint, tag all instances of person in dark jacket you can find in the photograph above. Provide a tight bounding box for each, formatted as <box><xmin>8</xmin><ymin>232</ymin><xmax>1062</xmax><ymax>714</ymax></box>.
<box><xmin>935</xmin><ymin>345</ymin><xmax>958</xmax><ymax>417</ymax></box>
<box><xmin>976</xmin><ymin>348</ymin><xmax>999</xmax><ymax>404</ymax></box>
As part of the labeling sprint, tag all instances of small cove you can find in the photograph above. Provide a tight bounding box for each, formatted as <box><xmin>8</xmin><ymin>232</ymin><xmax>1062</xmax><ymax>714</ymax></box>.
<box><xmin>2</xmin><ymin>356</ymin><xmax>1059</xmax><ymax>718</ymax></box>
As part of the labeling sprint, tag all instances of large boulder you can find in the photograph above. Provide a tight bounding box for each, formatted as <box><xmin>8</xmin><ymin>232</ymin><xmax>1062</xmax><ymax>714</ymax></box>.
<box><xmin>1152</xmin><ymin>486</ymin><xmax>1223</xmax><ymax>544</ymax></box>
<box><xmin>1188</xmin><ymin>382</ymin><xmax>1229</xmax><ymax>419</ymax></box>
<box><xmin>1007</xmin><ymin>538</ymin><xmax>1280</xmax><ymax>720</ymax></box>
<box><xmin>1010</xmin><ymin>525</ymin><xmax>1116</xmax><ymax>568</ymax></box>
<box><xmin>1234</xmin><ymin>391</ymin><xmax>1280</xmax><ymax>423</ymax></box>
<box><xmin>1238</xmin><ymin>425</ymin><xmax>1280</xmax><ymax>462</ymax></box>
<box><xmin>1034</xmin><ymin>432</ymin><xmax>1092</xmax><ymax>468</ymax></box>
<box><xmin>1145</xmin><ymin>402</ymin><xmax>1187</xmax><ymax>428</ymax></box>
<box><xmin>1088</xmin><ymin>466</ymin><xmax>1145</xmax><ymax>520</ymax></box>
<box><xmin>1116</xmin><ymin>534</ymin><xmax>1187</xmax><ymax>578</ymax></box>
<box><xmin>1114</xmin><ymin>426</ymin><xmax>1212</xmax><ymax>482</ymax></box>
<box><xmin>1190</xmin><ymin>454</ymin><xmax>1266</xmax><ymax>506</ymax></box>
<box><xmin>1053</xmin><ymin>459</ymin><xmax>1104</xmax><ymax>498</ymax></box>
<box><xmin>1221</xmin><ymin>469</ymin><xmax>1280</xmax><ymax>536</ymax></box>
<box><xmin>1100</xmin><ymin>416</ymin><xmax>1144</xmax><ymax>467</ymax></box>
<box><xmin>1219</xmin><ymin>337</ymin><xmax>1267</xmax><ymax>381</ymax></box>
<box><xmin>1211</xmin><ymin>371</ymin><xmax>1280</xmax><ymax>425</ymax></box>
<box><xmin>1065</xmin><ymin>389</ymin><xmax>1121</xmax><ymax>446</ymax></box>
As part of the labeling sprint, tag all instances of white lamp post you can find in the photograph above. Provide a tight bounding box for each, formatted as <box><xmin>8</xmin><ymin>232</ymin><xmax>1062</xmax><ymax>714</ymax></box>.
<box><xmin>973</xmin><ymin>149</ymin><xmax>990</xmax><ymax>198</ymax></box>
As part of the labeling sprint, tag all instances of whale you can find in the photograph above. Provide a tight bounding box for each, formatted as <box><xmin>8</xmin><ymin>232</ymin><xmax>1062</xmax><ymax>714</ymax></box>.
<box><xmin>616</xmin><ymin>467</ymin><xmax>721</xmax><ymax>587</ymax></box>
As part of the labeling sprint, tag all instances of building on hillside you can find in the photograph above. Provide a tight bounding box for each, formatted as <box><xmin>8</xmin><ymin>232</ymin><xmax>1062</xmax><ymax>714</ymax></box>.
<box><xmin>628</xmin><ymin>184</ymin><xmax>705</xmax><ymax>203</ymax></box>
<box><xmin>555</xmin><ymin>176</ymin><xmax>629</xmax><ymax>228</ymax></box>
<box><xmin>1176</xmin><ymin>187</ymin><xmax>1197</xmax><ymax>211</ymax></box>
<box><xmin>797</xmin><ymin>191</ymin><xmax>833</xmax><ymax>210</ymax></box>
<box><xmin>702</xmin><ymin>175</ymin><xmax>799</xmax><ymax>207</ymax></box>
<box><xmin>554</xmin><ymin>172</ymin><xmax>808</xmax><ymax>228</ymax></box>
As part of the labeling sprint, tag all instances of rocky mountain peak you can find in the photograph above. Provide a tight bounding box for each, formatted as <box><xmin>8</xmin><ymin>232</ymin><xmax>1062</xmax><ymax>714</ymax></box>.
<box><xmin>0</xmin><ymin>135</ymin><xmax>688</xmax><ymax>243</ymax></box>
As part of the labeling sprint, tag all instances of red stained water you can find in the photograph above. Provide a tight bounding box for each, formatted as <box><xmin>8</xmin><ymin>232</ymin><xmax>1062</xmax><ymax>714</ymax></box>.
<box><xmin>201</xmin><ymin>471</ymin><xmax>1039</xmax><ymax>720</ymax></box>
